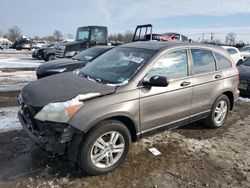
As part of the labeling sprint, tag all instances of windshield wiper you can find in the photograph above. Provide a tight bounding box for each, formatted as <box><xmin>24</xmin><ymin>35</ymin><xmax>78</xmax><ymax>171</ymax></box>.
<box><xmin>79</xmin><ymin>72</ymin><xmax>102</xmax><ymax>83</ymax></box>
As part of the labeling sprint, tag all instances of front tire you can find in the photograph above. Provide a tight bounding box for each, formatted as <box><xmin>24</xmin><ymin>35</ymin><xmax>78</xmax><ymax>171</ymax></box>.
<box><xmin>45</xmin><ymin>54</ymin><xmax>56</xmax><ymax>61</ymax></box>
<box><xmin>78</xmin><ymin>120</ymin><xmax>131</xmax><ymax>175</ymax></box>
<box><xmin>204</xmin><ymin>94</ymin><xmax>230</xmax><ymax>128</ymax></box>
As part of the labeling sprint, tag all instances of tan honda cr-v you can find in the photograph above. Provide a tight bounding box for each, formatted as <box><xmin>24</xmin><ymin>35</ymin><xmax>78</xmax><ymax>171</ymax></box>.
<box><xmin>18</xmin><ymin>41</ymin><xmax>239</xmax><ymax>175</ymax></box>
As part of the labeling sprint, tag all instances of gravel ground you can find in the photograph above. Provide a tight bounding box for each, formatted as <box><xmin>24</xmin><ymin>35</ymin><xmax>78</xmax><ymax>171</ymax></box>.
<box><xmin>0</xmin><ymin>101</ymin><xmax>249</xmax><ymax>188</ymax></box>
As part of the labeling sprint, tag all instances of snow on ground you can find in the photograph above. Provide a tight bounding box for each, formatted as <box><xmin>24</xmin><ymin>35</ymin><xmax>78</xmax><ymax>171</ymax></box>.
<box><xmin>0</xmin><ymin>57</ymin><xmax>42</xmax><ymax>68</ymax></box>
<box><xmin>239</xmin><ymin>97</ymin><xmax>250</xmax><ymax>102</ymax></box>
<box><xmin>0</xmin><ymin>49</ymin><xmax>31</xmax><ymax>54</ymax></box>
<box><xmin>0</xmin><ymin>106</ymin><xmax>22</xmax><ymax>133</ymax></box>
<box><xmin>0</xmin><ymin>50</ymin><xmax>43</xmax><ymax>69</ymax></box>
<box><xmin>0</xmin><ymin>71</ymin><xmax>36</xmax><ymax>92</ymax></box>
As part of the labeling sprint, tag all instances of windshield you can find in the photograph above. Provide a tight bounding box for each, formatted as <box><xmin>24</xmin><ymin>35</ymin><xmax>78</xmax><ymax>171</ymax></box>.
<box><xmin>242</xmin><ymin>58</ymin><xmax>250</xmax><ymax>66</ymax></box>
<box><xmin>76</xmin><ymin>27</ymin><xmax>90</xmax><ymax>41</ymax></box>
<box><xmin>240</xmin><ymin>47</ymin><xmax>250</xmax><ymax>52</ymax></box>
<box><xmin>77</xmin><ymin>47</ymin><xmax>155</xmax><ymax>85</ymax></box>
<box><xmin>72</xmin><ymin>47</ymin><xmax>111</xmax><ymax>61</ymax></box>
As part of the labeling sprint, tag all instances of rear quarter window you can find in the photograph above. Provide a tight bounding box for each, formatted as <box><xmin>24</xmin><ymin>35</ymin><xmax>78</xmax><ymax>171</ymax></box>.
<box><xmin>227</xmin><ymin>48</ymin><xmax>237</xmax><ymax>55</ymax></box>
<box><xmin>191</xmin><ymin>49</ymin><xmax>216</xmax><ymax>75</ymax></box>
<box><xmin>214</xmin><ymin>53</ymin><xmax>232</xmax><ymax>70</ymax></box>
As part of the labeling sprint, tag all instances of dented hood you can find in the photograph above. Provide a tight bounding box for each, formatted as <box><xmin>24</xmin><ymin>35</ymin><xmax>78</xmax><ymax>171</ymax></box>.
<box><xmin>21</xmin><ymin>72</ymin><xmax>116</xmax><ymax>107</ymax></box>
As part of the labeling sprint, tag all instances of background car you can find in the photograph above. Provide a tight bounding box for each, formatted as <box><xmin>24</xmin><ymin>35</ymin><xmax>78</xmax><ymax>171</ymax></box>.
<box><xmin>133</xmin><ymin>24</ymin><xmax>189</xmax><ymax>43</ymax></box>
<box><xmin>32</xmin><ymin>43</ymin><xmax>59</xmax><ymax>60</ymax></box>
<box><xmin>240</xmin><ymin>46</ymin><xmax>250</xmax><ymax>58</ymax></box>
<box><xmin>237</xmin><ymin>58</ymin><xmax>250</xmax><ymax>96</ymax></box>
<box><xmin>222</xmin><ymin>46</ymin><xmax>244</xmax><ymax>65</ymax></box>
<box><xmin>35</xmin><ymin>46</ymin><xmax>114</xmax><ymax>79</ymax></box>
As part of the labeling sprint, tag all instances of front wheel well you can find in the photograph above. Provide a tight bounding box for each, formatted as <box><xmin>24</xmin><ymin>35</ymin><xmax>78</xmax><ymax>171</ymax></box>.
<box><xmin>222</xmin><ymin>91</ymin><xmax>234</xmax><ymax>110</ymax></box>
<box><xmin>105</xmin><ymin>116</ymin><xmax>138</xmax><ymax>142</ymax></box>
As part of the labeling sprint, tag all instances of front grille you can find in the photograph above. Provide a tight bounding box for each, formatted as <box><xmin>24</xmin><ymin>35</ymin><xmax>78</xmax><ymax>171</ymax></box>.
<box><xmin>55</xmin><ymin>45</ymin><xmax>65</xmax><ymax>58</ymax></box>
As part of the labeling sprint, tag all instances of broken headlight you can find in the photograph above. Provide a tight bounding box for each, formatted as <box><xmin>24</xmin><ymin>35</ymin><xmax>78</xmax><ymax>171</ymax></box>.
<box><xmin>34</xmin><ymin>93</ymin><xmax>100</xmax><ymax>123</ymax></box>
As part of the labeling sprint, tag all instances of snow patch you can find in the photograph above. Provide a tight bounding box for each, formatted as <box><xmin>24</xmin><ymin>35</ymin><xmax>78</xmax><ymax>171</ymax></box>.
<box><xmin>0</xmin><ymin>71</ymin><xmax>36</xmax><ymax>92</ymax></box>
<box><xmin>0</xmin><ymin>106</ymin><xmax>22</xmax><ymax>133</ymax></box>
<box><xmin>239</xmin><ymin>97</ymin><xmax>250</xmax><ymax>103</ymax></box>
<box><xmin>0</xmin><ymin>57</ymin><xmax>42</xmax><ymax>68</ymax></box>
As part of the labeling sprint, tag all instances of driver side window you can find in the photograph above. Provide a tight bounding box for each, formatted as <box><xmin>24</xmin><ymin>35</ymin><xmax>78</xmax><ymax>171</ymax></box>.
<box><xmin>145</xmin><ymin>49</ymin><xmax>188</xmax><ymax>80</ymax></box>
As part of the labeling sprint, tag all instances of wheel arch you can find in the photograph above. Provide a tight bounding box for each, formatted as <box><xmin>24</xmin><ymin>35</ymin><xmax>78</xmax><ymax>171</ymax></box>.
<box><xmin>82</xmin><ymin>114</ymin><xmax>139</xmax><ymax>143</ymax></box>
<box><xmin>222</xmin><ymin>91</ymin><xmax>234</xmax><ymax>110</ymax></box>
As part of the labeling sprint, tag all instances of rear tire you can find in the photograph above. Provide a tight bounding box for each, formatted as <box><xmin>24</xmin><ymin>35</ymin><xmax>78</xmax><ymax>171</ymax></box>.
<box><xmin>78</xmin><ymin>120</ymin><xmax>131</xmax><ymax>175</ymax></box>
<box><xmin>203</xmin><ymin>94</ymin><xmax>230</xmax><ymax>128</ymax></box>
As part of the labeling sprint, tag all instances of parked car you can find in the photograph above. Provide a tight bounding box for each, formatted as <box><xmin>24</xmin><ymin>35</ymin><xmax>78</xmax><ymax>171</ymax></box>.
<box><xmin>0</xmin><ymin>43</ymin><xmax>9</xmax><ymax>50</ymax></box>
<box><xmin>31</xmin><ymin>40</ymin><xmax>47</xmax><ymax>50</ymax></box>
<box><xmin>18</xmin><ymin>42</ymin><xmax>239</xmax><ymax>175</ymax></box>
<box><xmin>36</xmin><ymin>46</ymin><xmax>114</xmax><ymax>79</ymax></box>
<box><xmin>32</xmin><ymin>43</ymin><xmax>59</xmax><ymax>60</ymax></box>
<box><xmin>237</xmin><ymin>58</ymin><xmax>250</xmax><ymax>96</ymax></box>
<box><xmin>14</xmin><ymin>36</ymin><xmax>32</xmax><ymax>50</ymax></box>
<box><xmin>133</xmin><ymin>24</ymin><xmax>189</xmax><ymax>42</ymax></box>
<box><xmin>55</xmin><ymin>26</ymin><xmax>108</xmax><ymax>58</ymax></box>
<box><xmin>240</xmin><ymin>46</ymin><xmax>250</xmax><ymax>58</ymax></box>
<box><xmin>222</xmin><ymin>46</ymin><xmax>244</xmax><ymax>65</ymax></box>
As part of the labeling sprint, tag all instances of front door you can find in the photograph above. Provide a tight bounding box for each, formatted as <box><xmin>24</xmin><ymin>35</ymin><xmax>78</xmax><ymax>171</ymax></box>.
<box><xmin>139</xmin><ymin>49</ymin><xmax>193</xmax><ymax>135</ymax></box>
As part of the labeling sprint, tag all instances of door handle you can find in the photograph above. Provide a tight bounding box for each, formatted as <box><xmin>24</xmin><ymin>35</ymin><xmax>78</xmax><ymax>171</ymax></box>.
<box><xmin>215</xmin><ymin>74</ymin><xmax>222</xmax><ymax>79</ymax></box>
<box><xmin>180</xmin><ymin>81</ymin><xmax>191</xmax><ymax>87</ymax></box>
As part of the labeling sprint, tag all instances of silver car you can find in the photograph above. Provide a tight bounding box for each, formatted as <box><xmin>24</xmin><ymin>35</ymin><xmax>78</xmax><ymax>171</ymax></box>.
<box><xmin>18</xmin><ymin>41</ymin><xmax>239</xmax><ymax>175</ymax></box>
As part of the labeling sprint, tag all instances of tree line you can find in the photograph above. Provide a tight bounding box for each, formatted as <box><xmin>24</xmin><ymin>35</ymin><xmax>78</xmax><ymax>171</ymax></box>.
<box><xmin>0</xmin><ymin>25</ymin><xmax>73</xmax><ymax>43</ymax></box>
<box><xmin>0</xmin><ymin>25</ymin><xmax>249</xmax><ymax>48</ymax></box>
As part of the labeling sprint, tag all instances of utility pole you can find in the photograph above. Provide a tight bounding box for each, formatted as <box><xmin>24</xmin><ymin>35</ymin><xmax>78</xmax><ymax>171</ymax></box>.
<box><xmin>210</xmin><ymin>33</ymin><xmax>214</xmax><ymax>43</ymax></box>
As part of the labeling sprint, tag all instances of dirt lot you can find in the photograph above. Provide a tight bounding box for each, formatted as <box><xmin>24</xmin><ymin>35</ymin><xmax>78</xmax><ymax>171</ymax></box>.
<box><xmin>0</xmin><ymin>101</ymin><xmax>249</xmax><ymax>188</ymax></box>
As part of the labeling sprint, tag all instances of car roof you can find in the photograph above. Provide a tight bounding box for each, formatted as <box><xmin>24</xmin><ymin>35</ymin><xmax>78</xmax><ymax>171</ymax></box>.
<box><xmin>120</xmin><ymin>41</ymin><xmax>227</xmax><ymax>54</ymax></box>
<box><xmin>120</xmin><ymin>41</ymin><xmax>174</xmax><ymax>50</ymax></box>
<box><xmin>221</xmin><ymin>46</ymin><xmax>238</xmax><ymax>50</ymax></box>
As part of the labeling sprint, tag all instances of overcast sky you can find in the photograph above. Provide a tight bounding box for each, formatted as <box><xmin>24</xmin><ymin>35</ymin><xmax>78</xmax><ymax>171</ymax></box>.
<box><xmin>1</xmin><ymin>0</ymin><xmax>250</xmax><ymax>42</ymax></box>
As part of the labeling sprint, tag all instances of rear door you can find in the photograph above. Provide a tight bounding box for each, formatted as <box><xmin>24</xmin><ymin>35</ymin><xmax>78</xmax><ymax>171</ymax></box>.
<box><xmin>139</xmin><ymin>49</ymin><xmax>193</xmax><ymax>135</ymax></box>
<box><xmin>190</xmin><ymin>48</ymin><xmax>224</xmax><ymax>122</ymax></box>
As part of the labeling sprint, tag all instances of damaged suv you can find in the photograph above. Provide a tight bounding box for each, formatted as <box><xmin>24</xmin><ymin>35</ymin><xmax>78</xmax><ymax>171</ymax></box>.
<box><xmin>18</xmin><ymin>42</ymin><xmax>239</xmax><ymax>175</ymax></box>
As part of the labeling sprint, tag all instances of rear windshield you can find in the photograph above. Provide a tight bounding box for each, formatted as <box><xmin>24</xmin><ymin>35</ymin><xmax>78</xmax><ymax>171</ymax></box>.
<box><xmin>72</xmin><ymin>47</ymin><xmax>111</xmax><ymax>61</ymax></box>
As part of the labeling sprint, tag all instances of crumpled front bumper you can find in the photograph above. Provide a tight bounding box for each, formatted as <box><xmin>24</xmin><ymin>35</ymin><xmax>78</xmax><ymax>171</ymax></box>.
<box><xmin>18</xmin><ymin>111</ymin><xmax>76</xmax><ymax>154</ymax></box>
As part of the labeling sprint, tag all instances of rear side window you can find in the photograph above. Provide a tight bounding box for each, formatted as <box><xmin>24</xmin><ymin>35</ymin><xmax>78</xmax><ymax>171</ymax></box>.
<box><xmin>191</xmin><ymin>49</ymin><xmax>216</xmax><ymax>75</ymax></box>
<box><xmin>227</xmin><ymin>48</ymin><xmax>237</xmax><ymax>55</ymax></box>
<box><xmin>214</xmin><ymin>53</ymin><xmax>232</xmax><ymax>70</ymax></box>
<box><xmin>145</xmin><ymin>49</ymin><xmax>188</xmax><ymax>80</ymax></box>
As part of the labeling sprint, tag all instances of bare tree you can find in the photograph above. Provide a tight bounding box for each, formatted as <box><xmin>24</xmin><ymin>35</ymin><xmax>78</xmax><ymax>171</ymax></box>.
<box><xmin>123</xmin><ymin>31</ymin><xmax>133</xmax><ymax>43</ymax></box>
<box><xmin>225</xmin><ymin>32</ymin><xmax>236</xmax><ymax>45</ymax></box>
<box><xmin>64</xmin><ymin>33</ymin><xmax>74</xmax><ymax>39</ymax></box>
<box><xmin>53</xmin><ymin>30</ymin><xmax>63</xmax><ymax>41</ymax></box>
<box><xmin>108</xmin><ymin>31</ymin><xmax>133</xmax><ymax>44</ymax></box>
<box><xmin>6</xmin><ymin>25</ymin><xmax>22</xmax><ymax>42</ymax></box>
<box><xmin>42</xmin><ymin>36</ymin><xmax>56</xmax><ymax>43</ymax></box>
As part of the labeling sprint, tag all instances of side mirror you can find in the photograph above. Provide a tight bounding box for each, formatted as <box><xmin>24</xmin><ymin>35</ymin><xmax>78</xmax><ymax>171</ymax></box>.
<box><xmin>142</xmin><ymin>76</ymin><xmax>169</xmax><ymax>87</ymax></box>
